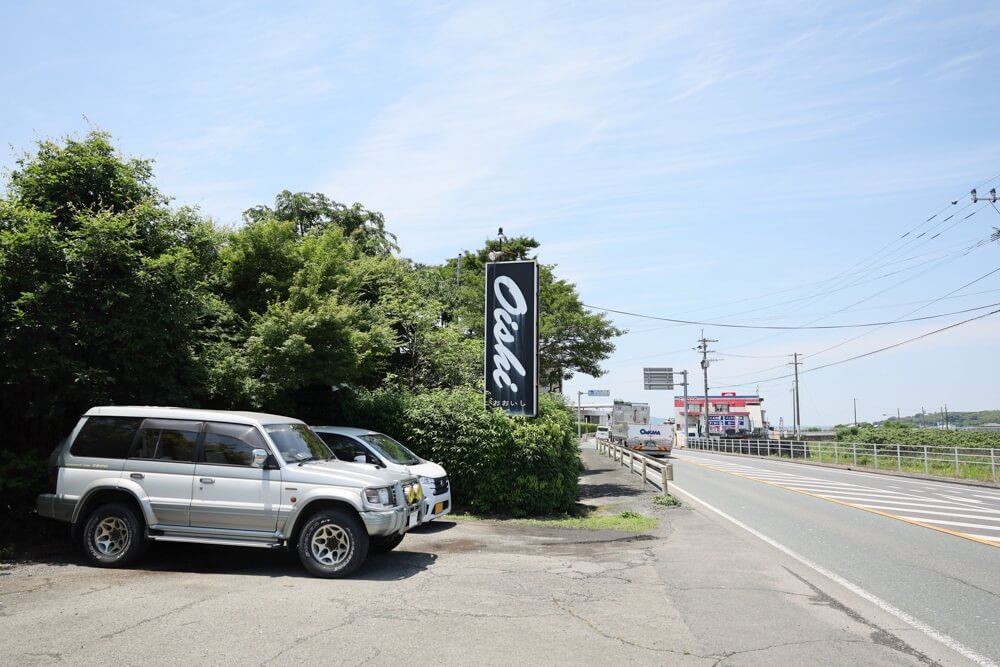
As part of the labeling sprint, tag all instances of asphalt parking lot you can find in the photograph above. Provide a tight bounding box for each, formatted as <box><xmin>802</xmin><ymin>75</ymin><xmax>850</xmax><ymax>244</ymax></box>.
<box><xmin>0</xmin><ymin>445</ymin><xmax>956</xmax><ymax>666</ymax></box>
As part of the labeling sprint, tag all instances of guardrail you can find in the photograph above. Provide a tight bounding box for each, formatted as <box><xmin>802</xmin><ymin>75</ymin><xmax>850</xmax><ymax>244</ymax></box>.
<box><xmin>595</xmin><ymin>440</ymin><xmax>674</xmax><ymax>492</ymax></box>
<box><xmin>686</xmin><ymin>437</ymin><xmax>999</xmax><ymax>485</ymax></box>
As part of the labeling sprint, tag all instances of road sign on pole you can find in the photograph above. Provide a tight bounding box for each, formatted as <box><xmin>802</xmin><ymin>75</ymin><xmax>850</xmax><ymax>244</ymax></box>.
<box><xmin>643</xmin><ymin>367</ymin><xmax>674</xmax><ymax>390</ymax></box>
<box><xmin>587</xmin><ymin>389</ymin><xmax>610</xmax><ymax>397</ymax></box>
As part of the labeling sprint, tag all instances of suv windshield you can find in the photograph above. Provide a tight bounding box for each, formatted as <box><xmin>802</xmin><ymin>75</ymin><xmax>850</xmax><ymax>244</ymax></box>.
<box><xmin>266</xmin><ymin>424</ymin><xmax>333</xmax><ymax>463</ymax></box>
<box><xmin>359</xmin><ymin>433</ymin><xmax>421</xmax><ymax>466</ymax></box>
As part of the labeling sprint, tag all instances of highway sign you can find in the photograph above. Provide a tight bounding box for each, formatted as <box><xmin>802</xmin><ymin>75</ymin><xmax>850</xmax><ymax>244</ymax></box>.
<box><xmin>587</xmin><ymin>389</ymin><xmax>610</xmax><ymax>396</ymax></box>
<box><xmin>643</xmin><ymin>367</ymin><xmax>673</xmax><ymax>390</ymax></box>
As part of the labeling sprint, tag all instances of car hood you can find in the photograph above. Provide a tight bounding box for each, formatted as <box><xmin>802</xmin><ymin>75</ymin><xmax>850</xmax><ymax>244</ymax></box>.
<box><xmin>400</xmin><ymin>461</ymin><xmax>447</xmax><ymax>478</ymax></box>
<box><xmin>283</xmin><ymin>460</ymin><xmax>413</xmax><ymax>488</ymax></box>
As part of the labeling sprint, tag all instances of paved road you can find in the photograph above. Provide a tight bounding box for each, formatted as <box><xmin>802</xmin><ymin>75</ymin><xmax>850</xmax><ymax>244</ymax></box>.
<box><xmin>0</xmin><ymin>444</ymin><xmax>989</xmax><ymax>666</ymax></box>
<box><xmin>670</xmin><ymin>449</ymin><xmax>1000</xmax><ymax>664</ymax></box>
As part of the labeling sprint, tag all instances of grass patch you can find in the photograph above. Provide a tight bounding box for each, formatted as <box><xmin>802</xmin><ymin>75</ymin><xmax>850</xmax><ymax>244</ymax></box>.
<box><xmin>653</xmin><ymin>494</ymin><xmax>682</xmax><ymax>507</ymax></box>
<box><xmin>511</xmin><ymin>511</ymin><xmax>657</xmax><ymax>532</ymax></box>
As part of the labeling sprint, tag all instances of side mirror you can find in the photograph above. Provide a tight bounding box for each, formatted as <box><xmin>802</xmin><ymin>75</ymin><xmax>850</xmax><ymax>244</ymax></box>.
<box><xmin>251</xmin><ymin>449</ymin><xmax>268</xmax><ymax>468</ymax></box>
<box><xmin>353</xmin><ymin>454</ymin><xmax>367</xmax><ymax>464</ymax></box>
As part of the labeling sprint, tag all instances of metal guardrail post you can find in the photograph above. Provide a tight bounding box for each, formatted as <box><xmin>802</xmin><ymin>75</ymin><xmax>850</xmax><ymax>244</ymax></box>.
<box><xmin>641</xmin><ymin>458</ymin><xmax>647</xmax><ymax>488</ymax></box>
<box><xmin>852</xmin><ymin>442</ymin><xmax>857</xmax><ymax>466</ymax></box>
<box><xmin>834</xmin><ymin>441</ymin><xmax>838</xmax><ymax>465</ymax></box>
<box><xmin>954</xmin><ymin>447</ymin><xmax>960</xmax><ymax>478</ymax></box>
<box><xmin>897</xmin><ymin>444</ymin><xmax>901</xmax><ymax>472</ymax></box>
<box><xmin>924</xmin><ymin>446</ymin><xmax>929</xmax><ymax>475</ymax></box>
<box><xmin>992</xmin><ymin>449</ymin><xmax>997</xmax><ymax>483</ymax></box>
<box><xmin>874</xmin><ymin>443</ymin><xmax>879</xmax><ymax>469</ymax></box>
<box><xmin>661</xmin><ymin>462</ymin><xmax>673</xmax><ymax>494</ymax></box>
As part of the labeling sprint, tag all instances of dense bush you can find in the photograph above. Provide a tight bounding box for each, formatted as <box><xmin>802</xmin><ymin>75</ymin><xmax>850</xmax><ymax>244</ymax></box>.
<box><xmin>0</xmin><ymin>450</ymin><xmax>64</xmax><ymax>556</ymax></box>
<box><xmin>836</xmin><ymin>423</ymin><xmax>1000</xmax><ymax>448</ymax></box>
<box><xmin>576</xmin><ymin>422</ymin><xmax>599</xmax><ymax>435</ymax></box>
<box><xmin>340</xmin><ymin>388</ymin><xmax>582</xmax><ymax>516</ymax></box>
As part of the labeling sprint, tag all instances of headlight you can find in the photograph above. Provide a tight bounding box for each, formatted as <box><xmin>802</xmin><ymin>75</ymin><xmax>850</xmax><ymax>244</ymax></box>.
<box><xmin>418</xmin><ymin>476</ymin><xmax>435</xmax><ymax>488</ymax></box>
<box><xmin>364</xmin><ymin>486</ymin><xmax>392</xmax><ymax>507</ymax></box>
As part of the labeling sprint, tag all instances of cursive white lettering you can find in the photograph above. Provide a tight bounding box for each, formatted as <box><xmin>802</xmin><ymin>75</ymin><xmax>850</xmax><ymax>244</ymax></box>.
<box><xmin>491</xmin><ymin>275</ymin><xmax>529</xmax><ymax>394</ymax></box>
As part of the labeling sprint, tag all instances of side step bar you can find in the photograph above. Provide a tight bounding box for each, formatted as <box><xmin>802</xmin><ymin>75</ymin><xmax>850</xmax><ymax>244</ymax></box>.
<box><xmin>146</xmin><ymin>528</ymin><xmax>284</xmax><ymax>549</ymax></box>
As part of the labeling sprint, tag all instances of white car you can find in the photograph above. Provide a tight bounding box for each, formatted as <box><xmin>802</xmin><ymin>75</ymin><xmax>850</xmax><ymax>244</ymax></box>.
<box><xmin>595</xmin><ymin>426</ymin><xmax>611</xmax><ymax>441</ymax></box>
<box><xmin>312</xmin><ymin>426</ymin><xmax>452</xmax><ymax>523</ymax></box>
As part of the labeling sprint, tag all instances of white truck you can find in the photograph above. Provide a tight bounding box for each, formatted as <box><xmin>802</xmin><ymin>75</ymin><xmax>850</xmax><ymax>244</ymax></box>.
<box><xmin>610</xmin><ymin>401</ymin><xmax>673</xmax><ymax>455</ymax></box>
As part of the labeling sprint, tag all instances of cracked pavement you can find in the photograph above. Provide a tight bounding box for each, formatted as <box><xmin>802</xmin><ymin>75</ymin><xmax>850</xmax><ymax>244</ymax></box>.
<box><xmin>0</xmin><ymin>443</ymin><xmax>968</xmax><ymax>666</ymax></box>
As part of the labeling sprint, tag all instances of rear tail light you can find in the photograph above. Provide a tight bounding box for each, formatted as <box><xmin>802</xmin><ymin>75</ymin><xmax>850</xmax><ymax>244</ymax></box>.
<box><xmin>48</xmin><ymin>466</ymin><xmax>59</xmax><ymax>493</ymax></box>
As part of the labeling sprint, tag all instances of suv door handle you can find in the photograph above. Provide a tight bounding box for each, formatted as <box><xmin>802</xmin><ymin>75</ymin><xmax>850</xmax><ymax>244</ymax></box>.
<box><xmin>130</xmin><ymin>473</ymin><xmax>144</xmax><ymax>480</ymax></box>
<box><xmin>199</xmin><ymin>478</ymin><xmax>215</xmax><ymax>484</ymax></box>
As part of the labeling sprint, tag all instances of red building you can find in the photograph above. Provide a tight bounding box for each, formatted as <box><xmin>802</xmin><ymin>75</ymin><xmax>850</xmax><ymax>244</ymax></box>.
<box><xmin>673</xmin><ymin>392</ymin><xmax>766</xmax><ymax>436</ymax></box>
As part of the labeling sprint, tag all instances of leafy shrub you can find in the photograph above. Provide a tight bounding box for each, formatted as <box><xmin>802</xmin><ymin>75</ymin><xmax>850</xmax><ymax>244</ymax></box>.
<box><xmin>835</xmin><ymin>424</ymin><xmax>1000</xmax><ymax>448</ymax></box>
<box><xmin>0</xmin><ymin>450</ymin><xmax>62</xmax><ymax>557</ymax></box>
<box><xmin>341</xmin><ymin>387</ymin><xmax>582</xmax><ymax>516</ymax></box>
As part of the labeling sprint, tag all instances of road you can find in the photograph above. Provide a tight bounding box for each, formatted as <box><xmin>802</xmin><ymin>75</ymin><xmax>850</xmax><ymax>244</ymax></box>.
<box><xmin>669</xmin><ymin>449</ymin><xmax>1000</xmax><ymax>664</ymax></box>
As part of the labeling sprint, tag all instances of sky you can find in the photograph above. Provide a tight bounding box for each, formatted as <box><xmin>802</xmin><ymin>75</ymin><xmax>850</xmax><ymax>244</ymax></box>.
<box><xmin>3</xmin><ymin>1</ymin><xmax>999</xmax><ymax>427</ymax></box>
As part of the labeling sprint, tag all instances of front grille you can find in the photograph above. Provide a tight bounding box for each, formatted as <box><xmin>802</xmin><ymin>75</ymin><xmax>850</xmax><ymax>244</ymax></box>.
<box><xmin>434</xmin><ymin>476</ymin><xmax>449</xmax><ymax>494</ymax></box>
<box><xmin>387</xmin><ymin>487</ymin><xmax>398</xmax><ymax>506</ymax></box>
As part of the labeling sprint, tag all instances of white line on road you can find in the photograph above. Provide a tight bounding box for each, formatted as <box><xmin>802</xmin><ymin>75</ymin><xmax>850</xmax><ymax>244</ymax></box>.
<box><xmin>669</xmin><ymin>482</ymin><xmax>998</xmax><ymax>667</ymax></box>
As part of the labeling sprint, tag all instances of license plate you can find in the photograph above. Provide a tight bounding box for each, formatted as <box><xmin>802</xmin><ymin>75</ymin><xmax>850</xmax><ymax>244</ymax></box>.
<box><xmin>407</xmin><ymin>510</ymin><xmax>419</xmax><ymax>528</ymax></box>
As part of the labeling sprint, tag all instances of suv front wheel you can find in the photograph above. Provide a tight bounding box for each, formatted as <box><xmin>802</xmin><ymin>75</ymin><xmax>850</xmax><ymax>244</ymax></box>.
<box><xmin>81</xmin><ymin>503</ymin><xmax>148</xmax><ymax>567</ymax></box>
<box><xmin>297</xmin><ymin>508</ymin><xmax>368</xmax><ymax>578</ymax></box>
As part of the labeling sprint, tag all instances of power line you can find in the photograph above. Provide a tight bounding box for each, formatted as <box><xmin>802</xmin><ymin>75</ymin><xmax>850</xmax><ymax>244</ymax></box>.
<box><xmin>803</xmin><ymin>264</ymin><xmax>1000</xmax><ymax>360</ymax></box>
<box><xmin>582</xmin><ymin>300</ymin><xmax>1000</xmax><ymax>330</ymax></box>
<box><xmin>723</xmin><ymin>307</ymin><xmax>1000</xmax><ymax>388</ymax></box>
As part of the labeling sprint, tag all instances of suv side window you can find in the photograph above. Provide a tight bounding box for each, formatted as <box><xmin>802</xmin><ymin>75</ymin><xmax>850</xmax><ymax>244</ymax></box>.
<box><xmin>319</xmin><ymin>433</ymin><xmax>376</xmax><ymax>464</ymax></box>
<box><xmin>132</xmin><ymin>419</ymin><xmax>201</xmax><ymax>462</ymax></box>
<box><xmin>202</xmin><ymin>422</ymin><xmax>267</xmax><ymax>466</ymax></box>
<box><xmin>69</xmin><ymin>416</ymin><xmax>142</xmax><ymax>458</ymax></box>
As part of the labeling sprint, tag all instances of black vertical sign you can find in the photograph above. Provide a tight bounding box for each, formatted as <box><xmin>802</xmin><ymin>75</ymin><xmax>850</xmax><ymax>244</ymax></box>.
<box><xmin>484</xmin><ymin>260</ymin><xmax>538</xmax><ymax>417</ymax></box>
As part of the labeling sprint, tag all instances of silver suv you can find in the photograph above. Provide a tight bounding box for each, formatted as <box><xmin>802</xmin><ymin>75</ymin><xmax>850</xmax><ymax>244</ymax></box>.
<box><xmin>36</xmin><ymin>406</ymin><xmax>424</xmax><ymax>578</ymax></box>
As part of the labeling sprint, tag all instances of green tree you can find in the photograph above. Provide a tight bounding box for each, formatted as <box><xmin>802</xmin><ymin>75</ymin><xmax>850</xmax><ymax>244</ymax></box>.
<box><xmin>0</xmin><ymin>131</ymin><xmax>217</xmax><ymax>452</ymax></box>
<box><xmin>243</xmin><ymin>190</ymin><xmax>399</xmax><ymax>255</ymax></box>
<box><xmin>442</xmin><ymin>235</ymin><xmax>624</xmax><ymax>393</ymax></box>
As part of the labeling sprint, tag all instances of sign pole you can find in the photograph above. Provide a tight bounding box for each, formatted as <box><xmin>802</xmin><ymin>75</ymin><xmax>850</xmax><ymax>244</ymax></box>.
<box><xmin>577</xmin><ymin>391</ymin><xmax>583</xmax><ymax>440</ymax></box>
<box><xmin>681</xmin><ymin>370</ymin><xmax>689</xmax><ymax>447</ymax></box>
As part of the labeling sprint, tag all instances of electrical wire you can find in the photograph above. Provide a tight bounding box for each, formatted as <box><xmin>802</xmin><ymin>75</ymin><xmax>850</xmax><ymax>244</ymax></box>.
<box><xmin>722</xmin><ymin>307</ymin><xmax>1000</xmax><ymax>388</ymax></box>
<box><xmin>803</xmin><ymin>264</ymin><xmax>1000</xmax><ymax>360</ymax></box>
<box><xmin>582</xmin><ymin>299</ymin><xmax>1000</xmax><ymax>330</ymax></box>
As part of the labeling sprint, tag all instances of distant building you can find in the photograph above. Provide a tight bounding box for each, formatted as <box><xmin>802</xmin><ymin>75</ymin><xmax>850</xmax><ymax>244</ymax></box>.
<box><xmin>575</xmin><ymin>402</ymin><xmax>614</xmax><ymax>425</ymax></box>
<box><xmin>674</xmin><ymin>392</ymin><xmax>766</xmax><ymax>436</ymax></box>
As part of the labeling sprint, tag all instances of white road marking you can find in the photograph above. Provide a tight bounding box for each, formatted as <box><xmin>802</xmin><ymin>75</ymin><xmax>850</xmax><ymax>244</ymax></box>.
<box><xmin>897</xmin><ymin>517</ymin><xmax>1000</xmax><ymax>531</ymax></box>
<box><xmin>670</xmin><ymin>482</ymin><xmax>998</xmax><ymax>667</ymax></box>
<box><xmin>859</xmin><ymin>506</ymin><xmax>1000</xmax><ymax>521</ymax></box>
<box><xmin>686</xmin><ymin>455</ymin><xmax>1000</xmax><ymax>547</ymax></box>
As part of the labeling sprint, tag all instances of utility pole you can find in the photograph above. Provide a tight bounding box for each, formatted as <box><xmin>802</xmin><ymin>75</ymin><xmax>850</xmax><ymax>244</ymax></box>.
<box><xmin>695</xmin><ymin>331</ymin><xmax>717</xmax><ymax>437</ymax></box>
<box><xmin>790</xmin><ymin>353</ymin><xmax>802</xmax><ymax>437</ymax></box>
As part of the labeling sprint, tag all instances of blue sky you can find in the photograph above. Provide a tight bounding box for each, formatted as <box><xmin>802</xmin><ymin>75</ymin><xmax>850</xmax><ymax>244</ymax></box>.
<box><xmin>3</xmin><ymin>1</ymin><xmax>999</xmax><ymax>426</ymax></box>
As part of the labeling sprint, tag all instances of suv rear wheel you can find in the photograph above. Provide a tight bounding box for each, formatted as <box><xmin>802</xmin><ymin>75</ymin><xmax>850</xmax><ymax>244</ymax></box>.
<box><xmin>81</xmin><ymin>503</ymin><xmax>148</xmax><ymax>567</ymax></box>
<box><xmin>297</xmin><ymin>508</ymin><xmax>368</xmax><ymax>578</ymax></box>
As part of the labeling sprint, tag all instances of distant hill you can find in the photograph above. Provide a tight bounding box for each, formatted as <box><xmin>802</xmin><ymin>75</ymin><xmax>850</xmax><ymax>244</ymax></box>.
<box><xmin>856</xmin><ymin>410</ymin><xmax>1000</xmax><ymax>428</ymax></box>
